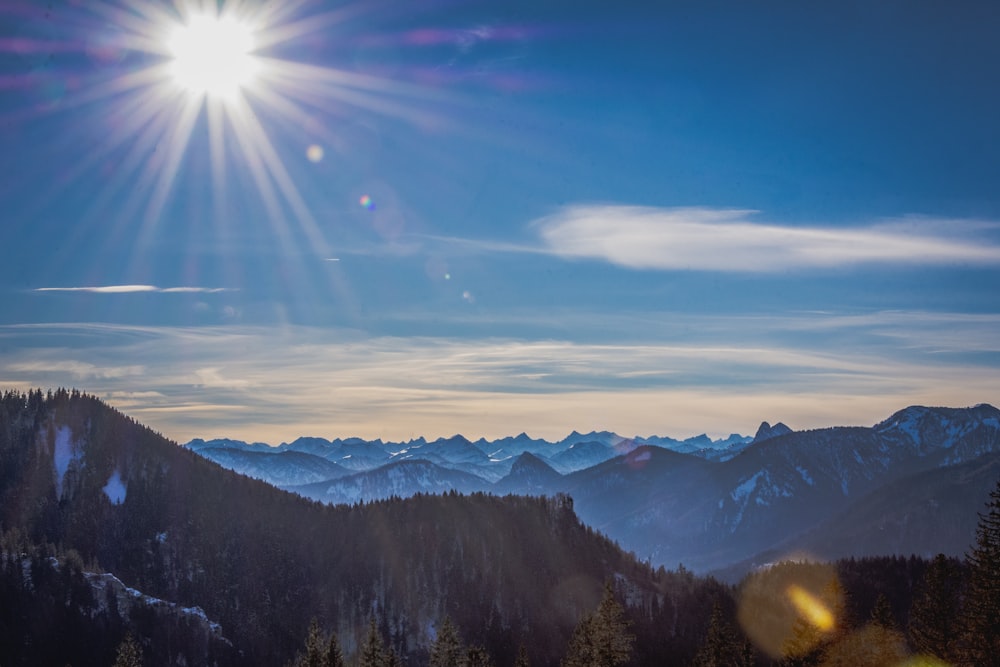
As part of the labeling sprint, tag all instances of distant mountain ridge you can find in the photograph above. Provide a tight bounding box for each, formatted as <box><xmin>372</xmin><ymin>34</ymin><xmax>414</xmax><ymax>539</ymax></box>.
<box><xmin>185</xmin><ymin>427</ymin><xmax>755</xmax><ymax>479</ymax></box>
<box><xmin>188</xmin><ymin>404</ymin><xmax>1000</xmax><ymax>576</ymax></box>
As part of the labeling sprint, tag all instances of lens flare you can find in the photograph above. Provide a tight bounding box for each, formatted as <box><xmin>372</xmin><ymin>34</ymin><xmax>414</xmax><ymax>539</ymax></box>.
<box><xmin>787</xmin><ymin>584</ymin><xmax>835</xmax><ymax>632</ymax></box>
<box><xmin>359</xmin><ymin>194</ymin><xmax>375</xmax><ymax>210</ymax></box>
<box><xmin>306</xmin><ymin>144</ymin><xmax>325</xmax><ymax>162</ymax></box>
<box><xmin>737</xmin><ymin>559</ymin><xmax>841</xmax><ymax>659</ymax></box>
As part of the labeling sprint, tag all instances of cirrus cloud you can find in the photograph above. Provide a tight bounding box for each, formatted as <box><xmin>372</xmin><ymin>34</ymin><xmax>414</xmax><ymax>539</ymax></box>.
<box><xmin>533</xmin><ymin>206</ymin><xmax>1000</xmax><ymax>271</ymax></box>
<box><xmin>34</xmin><ymin>285</ymin><xmax>236</xmax><ymax>293</ymax></box>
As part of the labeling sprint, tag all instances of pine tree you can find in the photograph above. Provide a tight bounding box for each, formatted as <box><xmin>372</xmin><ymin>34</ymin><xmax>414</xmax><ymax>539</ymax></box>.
<box><xmin>359</xmin><ymin>617</ymin><xmax>385</xmax><ymax>667</ymax></box>
<box><xmin>869</xmin><ymin>593</ymin><xmax>895</xmax><ymax>630</ymax></box>
<box><xmin>465</xmin><ymin>645</ymin><xmax>496</xmax><ymax>667</ymax></box>
<box><xmin>326</xmin><ymin>630</ymin><xmax>346</xmax><ymax>667</ymax></box>
<box><xmin>429</xmin><ymin>617</ymin><xmax>463</xmax><ymax>667</ymax></box>
<box><xmin>292</xmin><ymin>618</ymin><xmax>345</xmax><ymax>667</ymax></box>
<box><xmin>297</xmin><ymin>618</ymin><xmax>326</xmax><ymax>667</ymax></box>
<box><xmin>959</xmin><ymin>481</ymin><xmax>1000</xmax><ymax>667</ymax></box>
<box><xmin>561</xmin><ymin>581</ymin><xmax>634</xmax><ymax>667</ymax></box>
<box><xmin>112</xmin><ymin>633</ymin><xmax>143</xmax><ymax>667</ymax></box>
<box><xmin>693</xmin><ymin>601</ymin><xmax>750</xmax><ymax>667</ymax></box>
<box><xmin>909</xmin><ymin>554</ymin><xmax>962</xmax><ymax>663</ymax></box>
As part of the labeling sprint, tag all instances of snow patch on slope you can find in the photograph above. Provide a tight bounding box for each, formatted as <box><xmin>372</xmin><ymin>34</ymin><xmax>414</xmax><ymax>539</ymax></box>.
<box><xmin>52</xmin><ymin>426</ymin><xmax>80</xmax><ymax>497</ymax></box>
<box><xmin>103</xmin><ymin>469</ymin><xmax>127</xmax><ymax>505</ymax></box>
<box><xmin>731</xmin><ymin>471</ymin><xmax>765</xmax><ymax>503</ymax></box>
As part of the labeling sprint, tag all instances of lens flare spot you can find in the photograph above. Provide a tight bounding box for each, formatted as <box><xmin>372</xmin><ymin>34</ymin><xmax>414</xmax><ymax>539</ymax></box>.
<box><xmin>359</xmin><ymin>194</ymin><xmax>375</xmax><ymax>210</ymax></box>
<box><xmin>306</xmin><ymin>145</ymin><xmax>324</xmax><ymax>162</ymax></box>
<box><xmin>787</xmin><ymin>584</ymin><xmax>835</xmax><ymax>632</ymax></box>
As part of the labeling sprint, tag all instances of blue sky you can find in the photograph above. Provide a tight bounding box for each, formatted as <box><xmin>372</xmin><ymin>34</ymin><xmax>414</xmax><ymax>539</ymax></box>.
<box><xmin>2</xmin><ymin>0</ymin><xmax>999</xmax><ymax>443</ymax></box>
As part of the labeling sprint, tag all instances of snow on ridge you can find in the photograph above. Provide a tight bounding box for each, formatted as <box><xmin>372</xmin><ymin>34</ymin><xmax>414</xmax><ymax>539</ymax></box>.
<box><xmin>13</xmin><ymin>554</ymin><xmax>226</xmax><ymax>641</ymax></box>
<box><xmin>85</xmin><ymin>569</ymin><xmax>225</xmax><ymax>636</ymax></box>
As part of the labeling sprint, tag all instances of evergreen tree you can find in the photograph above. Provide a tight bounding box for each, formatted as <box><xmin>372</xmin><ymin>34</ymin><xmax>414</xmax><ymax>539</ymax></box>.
<box><xmin>465</xmin><ymin>644</ymin><xmax>496</xmax><ymax>667</ymax></box>
<box><xmin>514</xmin><ymin>645</ymin><xmax>530</xmax><ymax>667</ymax></box>
<box><xmin>693</xmin><ymin>601</ymin><xmax>750</xmax><ymax>667</ymax></box>
<box><xmin>359</xmin><ymin>617</ymin><xmax>385</xmax><ymax>667</ymax></box>
<box><xmin>326</xmin><ymin>630</ymin><xmax>346</xmax><ymax>667</ymax></box>
<box><xmin>960</xmin><ymin>481</ymin><xmax>1000</xmax><ymax>667</ymax></box>
<box><xmin>869</xmin><ymin>593</ymin><xmax>895</xmax><ymax>630</ymax></box>
<box><xmin>561</xmin><ymin>581</ymin><xmax>634</xmax><ymax>667</ymax></box>
<box><xmin>295</xmin><ymin>618</ymin><xmax>327</xmax><ymax>667</ymax></box>
<box><xmin>429</xmin><ymin>617</ymin><xmax>464</xmax><ymax>667</ymax></box>
<box><xmin>909</xmin><ymin>554</ymin><xmax>962</xmax><ymax>664</ymax></box>
<box><xmin>112</xmin><ymin>633</ymin><xmax>143</xmax><ymax>667</ymax></box>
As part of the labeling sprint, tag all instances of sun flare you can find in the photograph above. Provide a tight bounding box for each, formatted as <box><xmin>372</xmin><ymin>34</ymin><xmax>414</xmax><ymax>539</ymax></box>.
<box><xmin>167</xmin><ymin>14</ymin><xmax>258</xmax><ymax>100</ymax></box>
<box><xmin>40</xmin><ymin>0</ymin><xmax>456</xmax><ymax>260</ymax></box>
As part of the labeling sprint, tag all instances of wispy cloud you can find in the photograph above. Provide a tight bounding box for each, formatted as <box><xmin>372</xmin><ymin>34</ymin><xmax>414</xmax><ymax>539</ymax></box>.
<box><xmin>531</xmin><ymin>206</ymin><xmax>1000</xmax><ymax>271</ymax></box>
<box><xmin>35</xmin><ymin>285</ymin><xmax>236</xmax><ymax>293</ymax></box>
<box><xmin>0</xmin><ymin>316</ymin><xmax>996</xmax><ymax>444</ymax></box>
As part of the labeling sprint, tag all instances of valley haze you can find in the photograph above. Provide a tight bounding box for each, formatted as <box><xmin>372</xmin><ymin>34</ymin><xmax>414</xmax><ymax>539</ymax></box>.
<box><xmin>186</xmin><ymin>402</ymin><xmax>1000</xmax><ymax>575</ymax></box>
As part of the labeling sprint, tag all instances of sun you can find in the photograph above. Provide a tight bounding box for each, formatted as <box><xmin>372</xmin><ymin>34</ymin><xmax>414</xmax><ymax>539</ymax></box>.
<box><xmin>45</xmin><ymin>0</ymin><xmax>454</xmax><ymax>256</ymax></box>
<box><xmin>167</xmin><ymin>13</ymin><xmax>259</xmax><ymax>100</ymax></box>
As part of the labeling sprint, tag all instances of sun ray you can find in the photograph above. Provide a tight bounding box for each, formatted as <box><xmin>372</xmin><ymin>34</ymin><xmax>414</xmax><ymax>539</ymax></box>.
<box><xmin>139</xmin><ymin>93</ymin><xmax>204</xmax><ymax>239</ymax></box>
<box><xmin>9</xmin><ymin>0</ymin><xmax>513</xmax><ymax>291</ymax></box>
<box><xmin>206</xmin><ymin>96</ymin><xmax>229</xmax><ymax>236</ymax></box>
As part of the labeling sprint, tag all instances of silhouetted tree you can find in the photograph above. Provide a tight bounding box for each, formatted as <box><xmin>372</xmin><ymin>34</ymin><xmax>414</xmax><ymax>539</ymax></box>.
<box><xmin>429</xmin><ymin>617</ymin><xmax>463</xmax><ymax>667</ymax></box>
<box><xmin>562</xmin><ymin>581</ymin><xmax>634</xmax><ymax>667</ymax></box>
<box><xmin>909</xmin><ymin>554</ymin><xmax>963</xmax><ymax>663</ymax></box>
<box><xmin>869</xmin><ymin>593</ymin><xmax>895</xmax><ymax>630</ymax></box>
<box><xmin>960</xmin><ymin>480</ymin><xmax>1000</xmax><ymax>666</ymax></box>
<box><xmin>465</xmin><ymin>644</ymin><xmax>495</xmax><ymax>667</ymax></box>
<box><xmin>326</xmin><ymin>632</ymin><xmax>346</xmax><ymax>667</ymax></box>
<box><xmin>360</xmin><ymin>617</ymin><xmax>385</xmax><ymax>667</ymax></box>
<box><xmin>693</xmin><ymin>601</ymin><xmax>751</xmax><ymax>667</ymax></box>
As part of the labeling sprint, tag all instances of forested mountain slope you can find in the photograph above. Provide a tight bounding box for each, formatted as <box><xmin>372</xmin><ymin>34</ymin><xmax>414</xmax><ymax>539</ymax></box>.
<box><xmin>0</xmin><ymin>389</ymin><xmax>677</xmax><ymax>666</ymax></box>
<box><xmin>190</xmin><ymin>404</ymin><xmax>1000</xmax><ymax>575</ymax></box>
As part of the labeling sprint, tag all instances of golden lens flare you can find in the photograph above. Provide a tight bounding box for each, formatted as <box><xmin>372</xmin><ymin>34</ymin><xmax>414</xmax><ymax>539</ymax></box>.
<box><xmin>787</xmin><ymin>584</ymin><xmax>835</xmax><ymax>632</ymax></box>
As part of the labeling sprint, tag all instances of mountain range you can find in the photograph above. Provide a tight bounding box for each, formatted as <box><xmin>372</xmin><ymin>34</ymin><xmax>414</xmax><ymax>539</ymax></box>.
<box><xmin>186</xmin><ymin>404</ymin><xmax>1000</xmax><ymax>575</ymax></box>
<box><xmin>4</xmin><ymin>390</ymin><xmax>1000</xmax><ymax>665</ymax></box>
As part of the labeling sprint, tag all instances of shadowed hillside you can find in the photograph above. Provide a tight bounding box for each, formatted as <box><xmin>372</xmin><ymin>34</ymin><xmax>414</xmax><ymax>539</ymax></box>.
<box><xmin>0</xmin><ymin>389</ymin><xmax>672</xmax><ymax>666</ymax></box>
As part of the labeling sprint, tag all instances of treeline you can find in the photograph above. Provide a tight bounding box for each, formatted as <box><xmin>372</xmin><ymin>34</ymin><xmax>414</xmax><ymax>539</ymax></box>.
<box><xmin>288</xmin><ymin>479</ymin><xmax>1000</xmax><ymax>667</ymax></box>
